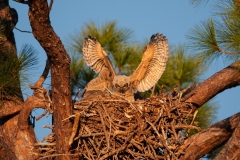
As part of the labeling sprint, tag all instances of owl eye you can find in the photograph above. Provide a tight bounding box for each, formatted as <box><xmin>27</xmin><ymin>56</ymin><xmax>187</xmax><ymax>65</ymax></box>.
<box><xmin>115</xmin><ymin>84</ymin><xmax>120</xmax><ymax>88</ymax></box>
<box><xmin>123</xmin><ymin>83</ymin><xmax>128</xmax><ymax>88</ymax></box>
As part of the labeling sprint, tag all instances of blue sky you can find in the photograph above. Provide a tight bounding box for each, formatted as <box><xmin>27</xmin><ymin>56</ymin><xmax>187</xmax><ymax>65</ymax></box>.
<box><xmin>9</xmin><ymin>1</ymin><xmax>240</xmax><ymax>141</ymax></box>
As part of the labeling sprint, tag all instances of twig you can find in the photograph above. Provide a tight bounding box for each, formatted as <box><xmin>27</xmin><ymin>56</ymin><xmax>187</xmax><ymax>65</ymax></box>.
<box><xmin>151</xmin><ymin>85</ymin><xmax>156</xmax><ymax>97</ymax></box>
<box><xmin>34</xmin><ymin>142</ymin><xmax>56</xmax><ymax>146</ymax></box>
<box><xmin>187</xmin><ymin>110</ymin><xmax>198</xmax><ymax>133</ymax></box>
<box><xmin>42</xmin><ymin>125</ymin><xmax>53</xmax><ymax>129</ymax></box>
<box><xmin>49</xmin><ymin>0</ymin><xmax>54</xmax><ymax>11</ymax></box>
<box><xmin>13</xmin><ymin>0</ymin><xmax>28</xmax><ymax>4</ymax></box>
<box><xmin>38</xmin><ymin>153</ymin><xmax>79</xmax><ymax>159</ymax></box>
<box><xmin>99</xmin><ymin>127</ymin><xmax>136</xmax><ymax>160</ymax></box>
<box><xmin>14</xmin><ymin>27</ymin><xmax>31</xmax><ymax>33</ymax></box>
<box><xmin>104</xmin><ymin>86</ymin><xmax>142</xmax><ymax>114</ymax></box>
<box><xmin>146</xmin><ymin>119</ymin><xmax>171</xmax><ymax>153</ymax></box>
<box><xmin>69</xmin><ymin>113</ymin><xmax>80</xmax><ymax>146</ymax></box>
<box><xmin>97</xmin><ymin>105</ymin><xmax>110</xmax><ymax>152</ymax></box>
<box><xmin>36</xmin><ymin>109</ymin><xmax>48</xmax><ymax>121</ymax></box>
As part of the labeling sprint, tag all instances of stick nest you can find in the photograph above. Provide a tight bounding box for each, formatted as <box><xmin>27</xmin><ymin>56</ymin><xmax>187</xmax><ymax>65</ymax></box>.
<box><xmin>37</xmin><ymin>93</ymin><xmax>200</xmax><ymax>159</ymax></box>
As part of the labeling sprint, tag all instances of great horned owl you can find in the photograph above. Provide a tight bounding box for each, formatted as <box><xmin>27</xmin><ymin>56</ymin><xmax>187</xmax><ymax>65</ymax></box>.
<box><xmin>82</xmin><ymin>33</ymin><xmax>169</xmax><ymax>101</ymax></box>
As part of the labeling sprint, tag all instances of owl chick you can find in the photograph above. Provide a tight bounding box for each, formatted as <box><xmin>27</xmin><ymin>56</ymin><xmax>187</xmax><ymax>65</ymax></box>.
<box><xmin>82</xmin><ymin>67</ymin><xmax>113</xmax><ymax>98</ymax></box>
<box><xmin>82</xmin><ymin>33</ymin><xmax>169</xmax><ymax>101</ymax></box>
<box><xmin>112</xmin><ymin>75</ymin><xmax>135</xmax><ymax>101</ymax></box>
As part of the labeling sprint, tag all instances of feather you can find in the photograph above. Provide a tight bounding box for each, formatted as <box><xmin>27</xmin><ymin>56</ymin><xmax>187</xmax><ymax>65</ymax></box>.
<box><xmin>82</xmin><ymin>36</ymin><xmax>116</xmax><ymax>76</ymax></box>
<box><xmin>130</xmin><ymin>33</ymin><xmax>169</xmax><ymax>92</ymax></box>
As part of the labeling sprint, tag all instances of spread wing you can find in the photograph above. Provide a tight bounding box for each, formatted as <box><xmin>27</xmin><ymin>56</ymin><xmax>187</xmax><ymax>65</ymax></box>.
<box><xmin>130</xmin><ymin>33</ymin><xmax>169</xmax><ymax>92</ymax></box>
<box><xmin>82</xmin><ymin>36</ymin><xmax>116</xmax><ymax>77</ymax></box>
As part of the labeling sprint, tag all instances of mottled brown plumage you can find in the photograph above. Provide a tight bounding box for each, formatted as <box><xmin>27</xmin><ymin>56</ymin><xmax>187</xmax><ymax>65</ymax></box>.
<box><xmin>82</xmin><ymin>33</ymin><xmax>169</xmax><ymax>101</ymax></box>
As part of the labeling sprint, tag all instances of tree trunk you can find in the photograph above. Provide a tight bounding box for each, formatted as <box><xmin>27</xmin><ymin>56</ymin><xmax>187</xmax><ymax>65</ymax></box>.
<box><xmin>28</xmin><ymin>0</ymin><xmax>73</xmax><ymax>159</ymax></box>
<box><xmin>0</xmin><ymin>1</ymin><xmax>38</xmax><ymax>159</ymax></box>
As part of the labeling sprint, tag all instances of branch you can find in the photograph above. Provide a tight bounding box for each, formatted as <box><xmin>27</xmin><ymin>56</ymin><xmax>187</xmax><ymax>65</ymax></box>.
<box><xmin>178</xmin><ymin>112</ymin><xmax>240</xmax><ymax>159</ymax></box>
<box><xmin>14</xmin><ymin>27</ymin><xmax>31</xmax><ymax>33</ymax></box>
<box><xmin>215</xmin><ymin>45</ymin><xmax>239</xmax><ymax>55</ymax></box>
<box><xmin>49</xmin><ymin>0</ymin><xmax>54</xmax><ymax>11</ymax></box>
<box><xmin>17</xmin><ymin>96</ymin><xmax>47</xmax><ymax>130</ymax></box>
<box><xmin>29</xmin><ymin>59</ymin><xmax>50</xmax><ymax>89</ymax></box>
<box><xmin>214</xmin><ymin>122</ymin><xmax>240</xmax><ymax>160</ymax></box>
<box><xmin>182</xmin><ymin>60</ymin><xmax>240</xmax><ymax>108</ymax></box>
<box><xmin>0</xmin><ymin>105</ymin><xmax>23</xmax><ymax>118</ymax></box>
<box><xmin>13</xmin><ymin>0</ymin><xmax>28</xmax><ymax>4</ymax></box>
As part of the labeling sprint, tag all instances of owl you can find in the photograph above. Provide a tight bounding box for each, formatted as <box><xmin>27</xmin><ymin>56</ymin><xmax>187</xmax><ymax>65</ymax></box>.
<box><xmin>81</xmin><ymin>33</ymin><xmax>169</xmax><ymax>101</ymax></box>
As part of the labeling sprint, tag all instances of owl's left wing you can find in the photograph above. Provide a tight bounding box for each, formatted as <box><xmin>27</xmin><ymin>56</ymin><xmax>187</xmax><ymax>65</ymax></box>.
<box><xmin>130</xmin><ymin>33</ymin><xmax>169</xmax><ymax>92</ymax></box>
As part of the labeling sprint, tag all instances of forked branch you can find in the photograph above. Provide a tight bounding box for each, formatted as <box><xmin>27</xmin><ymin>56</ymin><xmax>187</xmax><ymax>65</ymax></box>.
<box><xmin>18</xmin><ymin>59</ymin><xmax>51</xmax><ymax>130</ymax></box>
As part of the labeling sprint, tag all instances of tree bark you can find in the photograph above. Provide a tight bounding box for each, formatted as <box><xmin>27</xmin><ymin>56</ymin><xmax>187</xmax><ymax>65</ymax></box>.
<box><xmin>214</xmin><ymin>122</ymin><xmax>240</xmax><ymax>160</ymax></box>
<box><xmin>183</xmin><ymin>60</ymin><xmax>240</xmax><ymax>108</ymax></box>
<box><xmin>0</xmin><ymin>60</ymin><xmax>50</xmax><ymax>160</ymax></box>
<box><xmin>0</xmin><ymin>137</ymin><xmax>17</xmax><ymax>160</ymax></box>
<box><xmin>28</xmin><ymin>0</ymin><xmax>72</xmax><ymax>159</ymax></box>
<box><xmin>178</xmin><ymin>112</ymin><xmax>240</xmax><ymax>159</ymax></box>
<box><xmin>0</xmin><ymin>0</ymin><xmax>37</xmax><ymax>159</ymax></box>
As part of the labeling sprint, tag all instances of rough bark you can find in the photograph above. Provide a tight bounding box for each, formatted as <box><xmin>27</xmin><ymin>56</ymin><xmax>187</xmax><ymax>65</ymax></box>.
<box><xmin>214</xmin><ymin>121</ymin><xmax>240</xmax><ymax>160</ymax></box>
<box><xmin>0</xmin><ymin>60</ymin><xmax>50</xmax><ymax>160</ymax></box>
<box><xmin>183</xmin><ymin>60</ymin><xmax>240</xmax><ymax>108</ymax></box>
<box><xmin>0</xmin><ymin>104</ymin><xmax>23</xmax><ymax>118</ymax></box>
<box><xmin>0</xmin><ymin>0</ymin><xmax>18</xmax><ymax>54</ymax></box>
<box><xmin>178</xmin><ymin>112</ymin><xmax>240</xmax><ymax>160</ymax></box>
<box><xmin>0</xmin><ymin>137</ymin><xmax>17</xmax><ymax>159</ymax></box>
<box><xmin>28</xmin><ymin>0</ymin><xmax>72</xmax><ymax>159</ymax></box>
<box><xmin>0</xmin><ymin>0</ymin><xmax>34</xmax><ymax>159</ymax></box>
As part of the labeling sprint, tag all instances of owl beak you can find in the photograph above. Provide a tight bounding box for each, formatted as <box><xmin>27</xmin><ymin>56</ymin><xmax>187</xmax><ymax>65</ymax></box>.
<box><xmin>120</xmin><ymin>88</ymin><xmax>124</xmax><ymax>93</ymax></box>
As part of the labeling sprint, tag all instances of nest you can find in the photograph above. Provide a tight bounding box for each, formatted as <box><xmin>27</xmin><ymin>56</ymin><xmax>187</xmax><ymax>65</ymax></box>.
<box><xmin>67</xmin><ymin>92</ymin><xmax>199</xmax><ymax>160</ymax></box>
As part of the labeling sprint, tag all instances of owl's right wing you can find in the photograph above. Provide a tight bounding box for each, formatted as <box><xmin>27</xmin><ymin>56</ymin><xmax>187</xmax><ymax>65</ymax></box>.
<box><xmin>82</xmin><ymin>36</ymin><xmax>116</xmax><ymax>77</ymax></box>
<box><xmin>130</xmin><ymin>33</ymin><xmax>169</xmax><ymax>92</ymax></box>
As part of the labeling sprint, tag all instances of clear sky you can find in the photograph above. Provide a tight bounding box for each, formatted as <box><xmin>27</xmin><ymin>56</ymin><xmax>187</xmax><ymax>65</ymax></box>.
<box><xmin>9</xmin><ymin>1</ymin><xmax>240</xmax><ymax>141</ymax></box>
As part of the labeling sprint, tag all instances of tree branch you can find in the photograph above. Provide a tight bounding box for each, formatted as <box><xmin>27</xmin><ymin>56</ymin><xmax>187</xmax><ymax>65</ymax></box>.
<box><xmin>182</xmin><ymin>60</ymin><xmax>240</xmax><ymax>108</ymax></box>
<box><xmin>14</xmin><ymin>27</ymin><xmax>31</xmax><ymax>33</ymax></box>
<box><xmin>178</xmin><ymin>112</ymin><xmax>240</xmax><ymax>159</ymax></box>
<box><xmin>0</xmin><ymin>104</ymin><xmax>23</xmax><ymax>118</ymax></box>
<box><xmin>214</xmin><ymin>122</ymin><xmax>240</xmax><ymax>160</ymax></box>
<box><xmin>17</xmin><ymin>96</ymin><xmax>47</xmax><ymax>130</ymax></box>
<box><xmin>49</xmin><ymin>0</ymin><xmax>54</xmax><ymax>11</ymax></box>
<box><xmin>29</xmin><ymin>59</ymin><xmax>50</xmax><ymax>89</ymax></box>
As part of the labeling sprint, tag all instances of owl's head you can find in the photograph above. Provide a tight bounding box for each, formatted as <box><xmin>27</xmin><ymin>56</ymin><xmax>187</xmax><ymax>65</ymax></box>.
<box><xmin>112</xmin><ymin>75</ymin><xmax>131</xmax><ymax>94</ymax></box>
